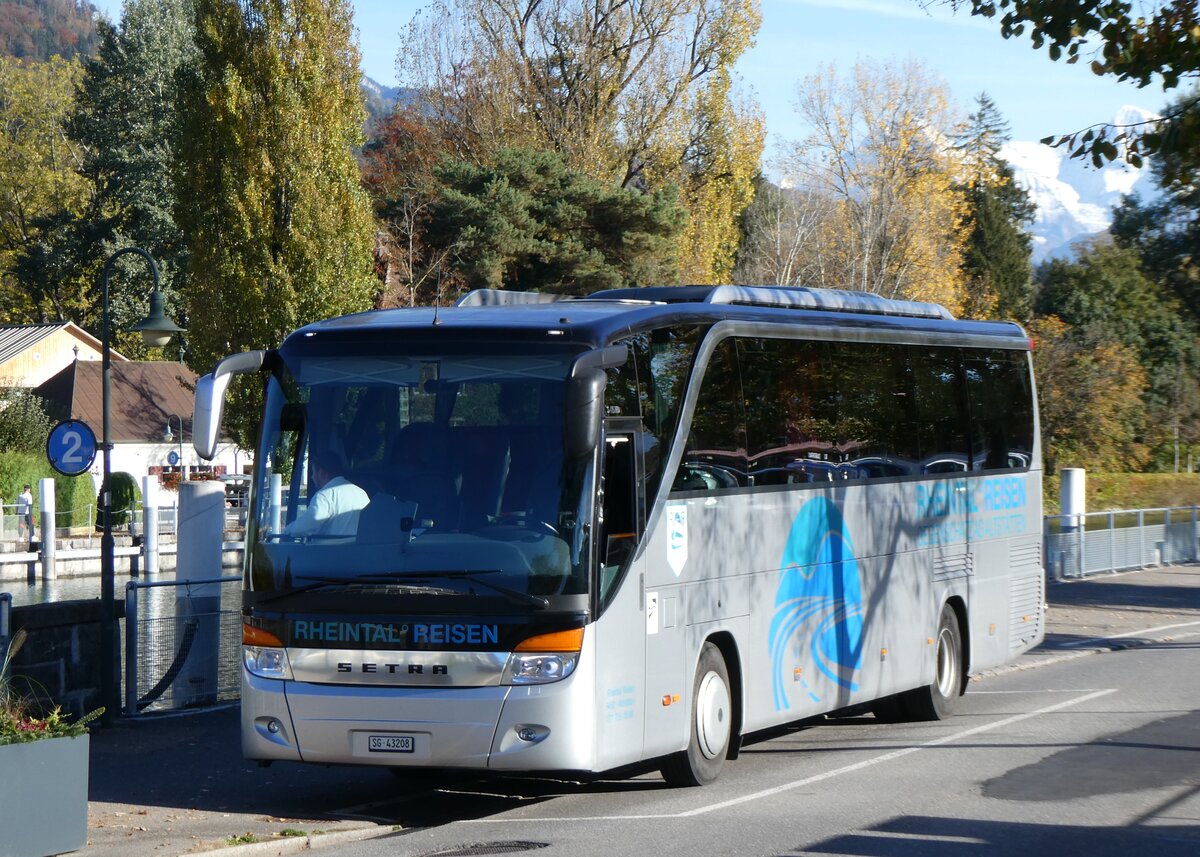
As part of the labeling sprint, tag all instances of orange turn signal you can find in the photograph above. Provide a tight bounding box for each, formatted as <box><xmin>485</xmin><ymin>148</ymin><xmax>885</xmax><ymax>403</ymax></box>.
<box><xmin>243</xmin><ymin>624</ymin><xmax>284</xmax><ymax>647</ymax></box>
<box><xmin>514</xmin><ymin>627</ymin><xmax>584</xmax><ymax>653</ymax></box>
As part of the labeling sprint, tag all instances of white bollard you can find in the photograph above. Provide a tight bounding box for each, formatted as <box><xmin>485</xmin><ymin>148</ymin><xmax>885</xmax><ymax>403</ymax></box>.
<box><xmin>173</xmin><ymin>480</ymin><xmax>225</xmax><ymax>708</ymax></box>
<box><xmin>38</xmin><ymin>477</ymin><xmax>56</xmax><ymax>581</ymax></box>
<box><xmin>142</xmin><ymin>474</ymin><xmax>160</xmax><ymax>576</ymax></box>
<box><xmin>1061</xmin><ymin>468</ymin><xmax>1086</xmax><ymax>527</ymax></box>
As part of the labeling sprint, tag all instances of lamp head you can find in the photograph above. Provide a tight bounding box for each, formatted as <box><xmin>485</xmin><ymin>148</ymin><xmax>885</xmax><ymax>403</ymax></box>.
<box><xmin>130</xmin><ymin>289</ymin><xmax>184</xmax><ymax>348</ymax></box>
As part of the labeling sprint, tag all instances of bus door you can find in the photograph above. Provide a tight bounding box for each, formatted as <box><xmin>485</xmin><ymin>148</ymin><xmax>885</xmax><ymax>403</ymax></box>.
<box><xmin>592</xmin><ymin>418</ymin><xmax>651</xmax><ymax>770</ymax></box>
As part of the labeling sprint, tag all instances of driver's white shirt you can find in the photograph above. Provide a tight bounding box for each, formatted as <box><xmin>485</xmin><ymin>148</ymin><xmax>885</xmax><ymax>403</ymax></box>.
<box><xmin>284</xmin><ymin>476</ymin><xmax>369</xmax><ymax>538</ymax></box>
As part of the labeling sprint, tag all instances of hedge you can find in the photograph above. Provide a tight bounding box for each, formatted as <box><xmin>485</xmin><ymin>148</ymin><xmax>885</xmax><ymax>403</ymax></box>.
<box><xmin>0</xmin><ymin>450</ymin><xmax>97</xmax><ymax>532</ymax></box>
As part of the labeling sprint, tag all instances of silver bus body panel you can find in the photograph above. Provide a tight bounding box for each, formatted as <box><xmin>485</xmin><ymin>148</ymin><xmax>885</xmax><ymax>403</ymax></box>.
<box><xmin>243</xmin><ymin>638</ymin><xmax>600</xmax><ymax>771</ymax></box>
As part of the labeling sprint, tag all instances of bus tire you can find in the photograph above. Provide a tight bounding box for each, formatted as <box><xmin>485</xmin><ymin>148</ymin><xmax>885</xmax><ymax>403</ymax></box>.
<box><xmin>902</xmin><ymin>603</ymin><xmax>963</xmax><ymax>721</ymax></box>
<box><xmin>660</xmin><ymin>642</ymin><xmax>732</xmax><ymax>787</ymax></box>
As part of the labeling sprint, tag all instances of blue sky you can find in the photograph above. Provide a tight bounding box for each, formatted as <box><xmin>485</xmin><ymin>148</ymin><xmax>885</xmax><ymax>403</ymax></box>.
<box><xmin>93</xmin><ymin>0</ymin><xmax>1164</xmax><ymax>159</ymax></box>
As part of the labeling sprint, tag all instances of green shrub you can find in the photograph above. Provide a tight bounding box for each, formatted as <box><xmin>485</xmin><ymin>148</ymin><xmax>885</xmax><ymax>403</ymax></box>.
<box><xmin>1044</xmin><ymin>472</ymin><xmax>1200</xmax><ymax>514</ymax></box>
<box><xmin>0</xmin><ymin>451</ymin><xmax>96</xmax><ymax>536</ymax></box>
<box><xmin>95</xmin><ymin>471</ymin><xmax>142</xmax><ymax>530</ymax></box>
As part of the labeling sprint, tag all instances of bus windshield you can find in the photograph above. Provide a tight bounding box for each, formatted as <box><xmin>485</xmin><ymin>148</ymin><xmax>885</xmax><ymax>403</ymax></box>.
<box><xmin>247</xmin><ymin>345</ymin><xmax>591</xmax><ymax>607</ymax></box>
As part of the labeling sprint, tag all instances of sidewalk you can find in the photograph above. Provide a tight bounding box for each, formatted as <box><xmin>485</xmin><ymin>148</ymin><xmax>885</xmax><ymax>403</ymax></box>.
<box><xmin>81</xmin><ymin>564</ymin><xmax>1200</xmax><ymax>857</ymax></box>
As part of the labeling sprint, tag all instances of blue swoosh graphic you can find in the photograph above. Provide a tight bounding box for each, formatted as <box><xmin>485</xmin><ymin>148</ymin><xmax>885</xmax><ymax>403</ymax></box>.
<box><xmin>769</xmin><ymin>498</ymin><xmax>864</xmax><ymax>710</ymax></box>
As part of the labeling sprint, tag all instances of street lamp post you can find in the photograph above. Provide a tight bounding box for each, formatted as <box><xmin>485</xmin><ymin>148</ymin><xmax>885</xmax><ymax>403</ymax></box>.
<box><xmin>99</xmin><ymin>247</ymin><xmax>183</xmax><ymax>726</ymax></box>
<box><xmin>163</xmin><ymin>414</ymin><xmax>186</xmax><ymax>482</ymax></box>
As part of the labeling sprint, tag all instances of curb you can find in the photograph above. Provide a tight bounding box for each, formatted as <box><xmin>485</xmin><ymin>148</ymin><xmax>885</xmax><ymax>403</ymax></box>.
<box><xmin>199</xmin><ymin>824</ymin><xmax>396</xmax><ymax>857</ymax></box>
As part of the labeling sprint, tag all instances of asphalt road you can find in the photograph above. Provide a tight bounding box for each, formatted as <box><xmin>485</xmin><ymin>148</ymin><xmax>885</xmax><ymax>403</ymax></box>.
<box><xmin>82</xmin><ymin>566</ymin><xmax>1200</xmax><ymax>857</ymax></box>
<box><xmin>322</xmin><ymin>640</ymin><xmax>1200</xmax><ymax>857</ymax></box>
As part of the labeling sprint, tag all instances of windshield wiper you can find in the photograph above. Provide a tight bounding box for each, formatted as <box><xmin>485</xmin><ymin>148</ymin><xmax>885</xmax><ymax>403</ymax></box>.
<box><xmin>351</xmin><ymin>570</ymin><xmax>550</xmax><ymax>610</ymax></box>
<box><xmin>251</xmin><ymin>575</ymin><xmax>460</xmax><ymax>606</ymax></box>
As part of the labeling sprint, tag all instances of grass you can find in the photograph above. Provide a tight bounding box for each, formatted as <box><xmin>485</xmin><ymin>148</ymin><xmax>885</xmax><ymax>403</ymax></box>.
<box><xmin>225</xmin><ymin>834</ymin><xmax>258</xmax><ymax>846</ymax></box>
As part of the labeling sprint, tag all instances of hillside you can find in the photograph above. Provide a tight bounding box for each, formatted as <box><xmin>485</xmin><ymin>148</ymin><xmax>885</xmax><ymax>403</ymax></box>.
<box><xmin>0</xmin><ymin>0</ymin><xmax>98</xmax><ymax>61</ymax></box>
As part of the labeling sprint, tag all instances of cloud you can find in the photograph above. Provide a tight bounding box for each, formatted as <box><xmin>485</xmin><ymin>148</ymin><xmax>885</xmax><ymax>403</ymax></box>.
<box><xmin>780</xmin><ymin>0</ymin><xmax>990</xmax><ymax>29</ymax></box>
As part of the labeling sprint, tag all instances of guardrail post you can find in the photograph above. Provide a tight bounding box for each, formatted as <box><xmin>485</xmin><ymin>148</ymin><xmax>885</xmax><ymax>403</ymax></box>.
<box><xmin>1108</xmin><ymin>511</ymin><xmax>1116</xmax><ymax>573</ymax></box>
<box><xmin>1185</xmin><ymin>504</ymin><xmax>1195</xmax><ymax>564</ymax></box>
<box><xmin>1138</xmin><ymin>510</ymin><xmax>1145</xmax><ymax>568</ymax></box>
<box><xmin>125</xmin><ymin>582</ymin><xmax>139</xmax><ymax>716</ymax></box>
<box><xmin>1166</xmin><ymin>508</ymin><xmax>1173</xmax><ymax>565</ymax></box>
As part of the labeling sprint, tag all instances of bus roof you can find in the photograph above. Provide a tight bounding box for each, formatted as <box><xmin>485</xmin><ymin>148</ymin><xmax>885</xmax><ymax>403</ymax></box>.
<box><xmin>288</xmin><ymin>286</ymin><xmax>1030</xmax><ymax>350</ymax></box>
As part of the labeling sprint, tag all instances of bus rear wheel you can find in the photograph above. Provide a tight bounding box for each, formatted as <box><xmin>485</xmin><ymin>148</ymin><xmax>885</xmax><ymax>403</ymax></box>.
<box><xmin>661</xmin><ymin>642</ymin><xmax>731</xmax><ymax>787</ymax></box>
<box><xmin>903</xmin><ymin>603</ymin><xmax>963</xmax><ymax>721</ymax></box>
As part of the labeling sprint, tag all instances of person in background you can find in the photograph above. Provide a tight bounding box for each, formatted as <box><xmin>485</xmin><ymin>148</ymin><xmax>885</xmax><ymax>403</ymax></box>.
<box><xmin>283</xmin><ymin>448</ymin><xmax>368</xmax><ymax>538</ymax></box>
<box><xmin>17</xmin><ymin>484</ymin><xmax>34</xmax><ymax>543</ymax></box>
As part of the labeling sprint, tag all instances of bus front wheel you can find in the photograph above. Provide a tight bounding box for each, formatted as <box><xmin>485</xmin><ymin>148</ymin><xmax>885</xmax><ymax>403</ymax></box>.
<box><xmin>661</xmin><ymin>642</ymin><xmax>732</xmax><ymax>787</ymax></box>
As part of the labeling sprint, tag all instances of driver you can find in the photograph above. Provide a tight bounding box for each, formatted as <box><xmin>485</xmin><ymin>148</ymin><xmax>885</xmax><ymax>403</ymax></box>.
<box><xmin>284</xmin><ymin>446</ymin><xmax>369</xmax><ymax>538</ymax></box>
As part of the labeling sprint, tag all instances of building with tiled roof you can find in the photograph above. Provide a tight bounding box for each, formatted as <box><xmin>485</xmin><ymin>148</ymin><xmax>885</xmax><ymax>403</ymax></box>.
<box><xmin>0</xmin><ymin>322</ymin><xmax>128</xmax><ymax>388</ymax></box>
<box><xmin>35</xmin><ymin>359</ymin><xmax>248</xmax><ymax>490</ymax></box>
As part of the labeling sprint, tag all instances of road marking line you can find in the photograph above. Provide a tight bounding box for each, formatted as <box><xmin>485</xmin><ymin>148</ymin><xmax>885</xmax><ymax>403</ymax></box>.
<box><xmin>1060</xmin><ymin>619</ymin><xmax>1200</xmax><ymax>648</ymax></box>
<box><xmin>461</xmin><ymin>688</ymin><xmax>1118</xmax><ymax>823</ymax></box>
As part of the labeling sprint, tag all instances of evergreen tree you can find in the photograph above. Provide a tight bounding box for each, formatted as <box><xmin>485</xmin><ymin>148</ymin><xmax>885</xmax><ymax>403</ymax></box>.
<box><xmin>66</xmin><ymin>0</ymin><xmax>196</xmax><ymax>357</ymax></box>
<box><xmin>175</xmin><ymin>0</ymin><xmax>376</xmax><ymax>444</ymax></box>
<box><xmin>426</xmin><ymin>148</ymin><xmax>685</xmax><ymax>296</ymax></box>
<box><xmin>953</xmin><ymin>93</ymin><xmax>1034</xmax><ymax>320</ymax></box>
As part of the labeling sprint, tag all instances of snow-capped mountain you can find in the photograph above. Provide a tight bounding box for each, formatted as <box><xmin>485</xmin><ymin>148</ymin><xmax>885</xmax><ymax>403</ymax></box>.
<box><xmin>1002</xmin><ymin>106</ymin><xmax>1159</xmax><ymax>262</ymax></box>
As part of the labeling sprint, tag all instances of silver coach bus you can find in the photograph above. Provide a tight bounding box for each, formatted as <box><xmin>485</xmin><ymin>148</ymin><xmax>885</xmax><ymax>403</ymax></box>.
<box><xmin>192</xmin><ymin>285</ymin><xmax>1044</xmax><ymax>786</ymax></box>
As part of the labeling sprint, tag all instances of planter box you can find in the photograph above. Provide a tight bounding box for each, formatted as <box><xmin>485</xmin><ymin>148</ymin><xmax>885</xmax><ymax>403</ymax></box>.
<box><xmin>0</xmin><ymin>734</ymin><xmax>88</xmax><ymax>857</ymax></box>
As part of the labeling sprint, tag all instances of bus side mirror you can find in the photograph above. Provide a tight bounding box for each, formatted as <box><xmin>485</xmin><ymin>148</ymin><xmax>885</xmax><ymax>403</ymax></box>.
<box><xmin>565</xmin><ymin>368</ymin><xmax>606</xmax><ymax>459</ymax></box>
<box><xmin>193</xmin><ymin>350</ymin><xmax>268</xmax><ymax>460</ymax></box>
<box><xmin>565</xmin><ymin>344</ymin><xmax>627</xmax><ymax>459</ymax></box>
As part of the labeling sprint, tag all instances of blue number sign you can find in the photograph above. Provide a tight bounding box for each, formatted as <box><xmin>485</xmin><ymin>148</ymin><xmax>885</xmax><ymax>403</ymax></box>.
<box><xmin>47</xmin><ymin>419</ymin><xmax>98</xmax><ymax>476</ymax></box>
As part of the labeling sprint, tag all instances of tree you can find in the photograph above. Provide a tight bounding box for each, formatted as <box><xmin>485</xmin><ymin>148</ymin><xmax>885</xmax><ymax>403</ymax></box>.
<box><xmin>65</xmin><ymin>0</ymin><xmax>196</xmax><ymax>358</ymax></box>
<box><xmin>0</xmin><ymin>0</ymin><xmax>99</xmax><ymax>61</ymax></box>
<box><xmin>175</xmin><ymin>0</ymin><xmax>377</xmax><ymax>444</ymax></box>
<box><xmin>1036</xmin><ymin>241</ymin><xmax>1200</xmax><ymax>465</ymax></box>
<box><xmin>1029</xmin><ymin>315</ymin><xmax>1150</xmax><ymax>473</ymax></box>
<box><xmin>733</xmin><ymin>179</ymin><xmax>830</xmax><ymax>286</ymax></box>
<box><xmin>940</xmin><ymin>1</ymin><xmax>1200</xmax><ymax>179</ymax></box>
<box><xmin>0</xmin><ymin>388</ymin><xmax>53</xmax><ymax>453</ymax></box>
<box><xmin>360</xmin><ymin>108</ymin><xmax>452</xmax><ymax>308</ymax></box>
<box><xmin>0</xmin><ymin>54</ymin><xmax>91</xmax><ymax>323</ymax></box>
<box><xmin>952</xmin><ymin>93</ymin><xmax>1034</xmax><ymax>319</ymax></box>
<box><xmin>425</xmin><ymin>147</ymin><xmax>685</xmax><ymax>295</ymax></box>
<box><xmin>777</xmin><ymin>59</ymin><xmax>969</xmax><ymax>313</ymax></box>
<box><xmin>1111</xmin><ymin>92</ymin><xmax>1200</xmax><ymax>325</ymax></box>
<box><xmin>397</xmin><ymin>0</ymin><xmax>763</xmax><ymax>284</ymax></box>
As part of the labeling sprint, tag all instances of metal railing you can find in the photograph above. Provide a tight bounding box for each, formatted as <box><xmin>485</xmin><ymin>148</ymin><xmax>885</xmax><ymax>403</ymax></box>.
<box><xmin>124</xmin><ymin>576</ymin><xmax>241</xmax><ymax>716</ymax></box>
<box><xmin>1044</xmin><ymin>507</ymin><xmax>1199</xmax><ymax>580</ymax></box>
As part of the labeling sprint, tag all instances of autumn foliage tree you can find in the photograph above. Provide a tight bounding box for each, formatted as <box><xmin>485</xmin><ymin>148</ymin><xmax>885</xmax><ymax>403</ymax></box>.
<box><xmin>0</xmin><ymin>54</ymin><xmax>89</xmax><ymax>323</ymax></box>
<box><xmin>175</xmin><ymin>0</ymin><xmax>376</xmax><ymax>444</ymax></box>
<box><xmin>774</xmin><ymin>59</ymin><xmax>969</xmax><ymax>313</ymax></box>
<box><xmin>396</xmin><ymin>0</ymin><xmax>763</xmax><ymax>285</ymax></box>
<box><xmin>360</xmin><ymin>109</ymin><xmax>451</xmax><ymax>308</ymax></box>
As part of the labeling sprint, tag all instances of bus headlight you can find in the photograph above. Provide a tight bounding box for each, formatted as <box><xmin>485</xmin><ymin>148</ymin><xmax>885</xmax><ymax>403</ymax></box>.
<box><xmin>242</xmin><ymin>624</ymin><xmax>292</xmax><ymax>679</ymax></box>
<box><xmin>503</xmin><ymin>652</ymin><xmax>579</xmax><ymax>685</ymax></box>
<box><xmin>243</xmin><ymin>645</ymin><xmax>293</xmax><ymax>680</ymax></box>
<box><xmin>502</xmin><ymin>627</ymin><xmax>584</xmax><ymax>685</ymax></box>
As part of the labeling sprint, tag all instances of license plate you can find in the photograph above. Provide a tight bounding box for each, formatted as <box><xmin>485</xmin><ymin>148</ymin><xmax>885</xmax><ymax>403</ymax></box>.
<box><xmin>368</xmin><ymin>735</ymin><xmax>415</xmax><ymax>753</ymax></box>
